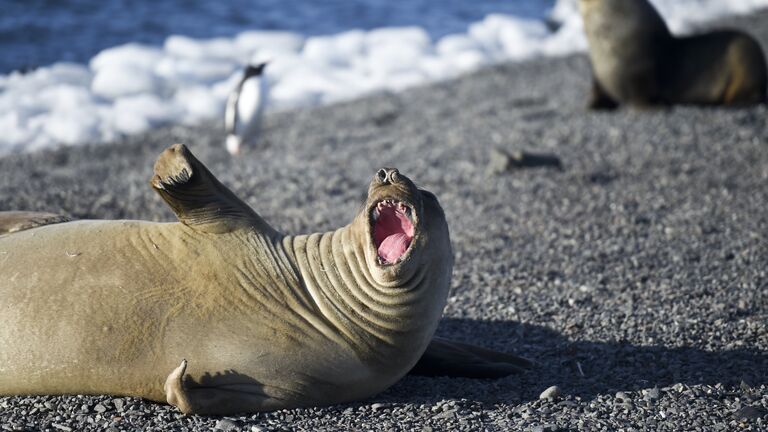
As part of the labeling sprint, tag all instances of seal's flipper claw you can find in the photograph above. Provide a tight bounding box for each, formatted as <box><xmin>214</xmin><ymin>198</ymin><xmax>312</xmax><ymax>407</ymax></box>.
<box><xmin>409</xmin><ymin>337</ymin><xmax>533</xmax><ymax>379</ymax></box>
<box><xmin>151</xmin><ymin>144</ymin><xmax>277</xmax><ymax>235</ymax></box>
<box><xmin>0</xmin><ymin>211</ymin><xmax>71</xmax><ymax>235</ymax></box>
<box><xmin>165</xmin><ymin>359</ymin><xmax>196</xmax><ymax>414</ymax></box>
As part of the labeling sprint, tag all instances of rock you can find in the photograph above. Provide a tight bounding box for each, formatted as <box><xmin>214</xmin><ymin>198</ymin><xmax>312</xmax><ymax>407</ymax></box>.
<box><xmin>111</xmin><ymin>398</ymin><xmax>124</xmax><ymax>412</ymax></box>
<box><xmin>215</xmin><ymin>419</ymin><xmax>239</xmax><ymax>431</ymax></box>
<box><xmin>371</xmin><ymin>403</ymin><xmax>387</xmax><ymax>412</ymax></box>
<box><xmin>488</xmin><ymin>148</ymin><xmax>563</xmax><ymax>174</ymax></box>
<box><xmin>739</xmin><ymin>380</ymin><xmax>752</xmax><ymax>392</ymax></box>
<box><xmin>94</xmin><ymin>403</ymin><xmax>107</xmax><ymax>413</ymax></box>
<box><xmin>51</xmin><ymin>424</ymin><xmax>73</xmax><ymax>432</ymax></box>
<box><xmin>733</xmin><ymin>405</ymin><xmax>768</xmax><ymax>421</ymax></box>
<box><xmin>643</xmin><ymin>387</ymin><xmax>660</xmax><ymax>400</ymax></box>
<box><xmin>434</xmin><ymin>409</ymin><xmax>456</xmax><ymax>420</ymax></box>
<box><xmin>539</xmin><ymin>386</ymin><xmax>562</xmax><ymax>400</ymax></box>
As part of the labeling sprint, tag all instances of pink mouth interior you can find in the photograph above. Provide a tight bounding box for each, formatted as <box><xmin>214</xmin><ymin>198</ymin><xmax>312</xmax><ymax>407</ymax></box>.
<box><xmin>374</xmin><ymin>203</ymin><xmax>415</xmax><ymax>264</ymax></box>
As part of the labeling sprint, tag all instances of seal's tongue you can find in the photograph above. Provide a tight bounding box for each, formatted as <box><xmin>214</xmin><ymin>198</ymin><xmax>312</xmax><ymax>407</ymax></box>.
<box><xmin>374</xmin><ymin>203</ymin><xmax>414</xmax><ymax>264</ymax></box>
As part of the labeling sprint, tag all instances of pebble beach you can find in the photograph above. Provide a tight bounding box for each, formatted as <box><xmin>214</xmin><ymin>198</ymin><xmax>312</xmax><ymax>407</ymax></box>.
<box><xmin>1</xmin><ymin>8</ymin><xmax>768</xmax><ymax>432</ymax></box>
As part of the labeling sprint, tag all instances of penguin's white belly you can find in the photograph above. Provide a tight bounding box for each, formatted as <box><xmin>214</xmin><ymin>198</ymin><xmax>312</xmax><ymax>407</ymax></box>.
<box><xmin>236</xmin><ymin>79</ymin><xmax>263</xmax><ymax>137</ymax></box>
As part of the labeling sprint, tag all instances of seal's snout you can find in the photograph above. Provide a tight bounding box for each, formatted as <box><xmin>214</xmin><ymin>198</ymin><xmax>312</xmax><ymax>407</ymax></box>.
<box><xmin>375</xmin><ymin>168</ymin><xmax>400</xmax><ymax>185</ymax></box>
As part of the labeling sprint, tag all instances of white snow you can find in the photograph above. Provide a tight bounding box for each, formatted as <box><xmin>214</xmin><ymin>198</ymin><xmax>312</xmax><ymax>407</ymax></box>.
<box><xmin>0</xmin><ymin>0</ymin><xmax>766</xmax><ymax>154</ymax></box>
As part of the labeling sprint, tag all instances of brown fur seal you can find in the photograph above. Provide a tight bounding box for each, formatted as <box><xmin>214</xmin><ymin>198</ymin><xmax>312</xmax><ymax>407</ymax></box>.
<box><xmin>580</xmin><ymin>0</ymin><xmax>767</xmax><ymax>108</ymax></box>
<box><xmin>0</xmin><ymin>144</ymin><xmax>530</xmax><ymax>415</ymax></box>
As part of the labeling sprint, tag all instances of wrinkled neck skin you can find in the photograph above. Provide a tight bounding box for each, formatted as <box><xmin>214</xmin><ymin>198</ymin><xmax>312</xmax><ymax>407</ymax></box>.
<box><xmin>280</xmin><ymin>208</ymin><xmax>452</xmax><ymax>376</ymax></box>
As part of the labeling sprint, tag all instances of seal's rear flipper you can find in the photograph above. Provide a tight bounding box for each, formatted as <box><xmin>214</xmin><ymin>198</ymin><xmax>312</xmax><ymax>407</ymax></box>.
<box><xmin>0</xmin><ymin>211</ymin><xmax>71</xmax><ymax>235</ymax></box>
<box><xmin>151</xmin><ymin>144</ymin><xmax>276</xmax><ymax>235</ymax></box>
<box><xmin>588</xmin><ymin>77</ymin><xmax>619</xmax><ymax>110</ymax></box>
<box><xmin>409</xmin><ymin>337</ymin><xmax>533</xmax><ymax>379</ymax></box>
<box><xmin>164</xmin><ymin>359</ymin><xmax>278</xmax><ymax>415</ymax></box>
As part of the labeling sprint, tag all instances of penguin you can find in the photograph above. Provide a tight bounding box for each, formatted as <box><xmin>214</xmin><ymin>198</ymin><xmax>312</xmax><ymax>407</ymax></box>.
<box><xmin>225</xmin><ymin>62</ymin><xmax>268</xmax><ymax>155</ymax></box>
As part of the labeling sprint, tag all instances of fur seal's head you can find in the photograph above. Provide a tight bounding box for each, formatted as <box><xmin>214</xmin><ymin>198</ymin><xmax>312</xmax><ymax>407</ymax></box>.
<box><xmin>355</xmin><ymin>168</ymin><xmax>452</xmax><ymax>286</ymax></box>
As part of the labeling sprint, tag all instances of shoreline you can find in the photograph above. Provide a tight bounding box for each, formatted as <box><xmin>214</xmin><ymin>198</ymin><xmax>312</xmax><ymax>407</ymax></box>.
<box><xmin>1</xmin><ymin>8</ymin><xmax>768</xmax><ymax>432</ymax></box>
<box><xmin>3</xmin><ymin>4</ymin><xmax>768</xmax><ymax>155</ymax></box>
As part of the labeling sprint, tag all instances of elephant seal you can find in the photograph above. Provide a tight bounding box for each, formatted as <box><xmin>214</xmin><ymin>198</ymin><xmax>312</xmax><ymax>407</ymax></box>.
<box><xmin>580</xmin><ymin>0</ymin><xmax>767</xmax><ymax>108</ymax></box>
<box><xmin>0</xmin><ymin>144</ymin><xmax>530</xmax><ymax>415</ymax></box>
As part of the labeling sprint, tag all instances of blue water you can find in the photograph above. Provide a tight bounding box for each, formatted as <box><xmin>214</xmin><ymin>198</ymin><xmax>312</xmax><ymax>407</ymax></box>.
<box><xmin>0</xmin><ymin>0</ymin><xmax>552</xmax><ymax>74</ymax></box>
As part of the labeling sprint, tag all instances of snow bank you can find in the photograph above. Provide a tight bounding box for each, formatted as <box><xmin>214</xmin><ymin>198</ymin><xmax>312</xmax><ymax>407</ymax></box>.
<box><xmin>0</xmin><ymin>0</ymin><xmax>766</xmax><ymax>154</ymax></box>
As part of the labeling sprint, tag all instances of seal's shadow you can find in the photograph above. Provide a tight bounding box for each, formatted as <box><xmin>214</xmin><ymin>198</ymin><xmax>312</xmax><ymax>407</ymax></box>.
<box><xmin>380</xmin><ymin>318</ymin><xmax>767</xmax><ymax>404</ymax></box>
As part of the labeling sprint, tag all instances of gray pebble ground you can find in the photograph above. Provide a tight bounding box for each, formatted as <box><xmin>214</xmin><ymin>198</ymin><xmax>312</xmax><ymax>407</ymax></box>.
<box><xmin>1</xmin><ymin>10</ymin><xmax>768</xmax><ymax>432</ymax></box>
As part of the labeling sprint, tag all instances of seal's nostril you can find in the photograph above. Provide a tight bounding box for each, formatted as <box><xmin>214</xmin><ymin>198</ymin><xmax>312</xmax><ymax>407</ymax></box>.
<box><xmin>376</xmin><ymin>169</ymin><xmax>388</xmax><ymax>183</ymax></box>
<box><xmin>388</xmin><ymin>169</ymin><xmax>399</xmax><ymax>183</ymax></box>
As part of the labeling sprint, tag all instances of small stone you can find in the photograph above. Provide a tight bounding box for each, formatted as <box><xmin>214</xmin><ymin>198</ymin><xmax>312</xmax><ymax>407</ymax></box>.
<box><xmin>739</xmin><ymin>380</ymin><xmax>752</xmax><ymax>392</ymax></box>
<box><xmin>643</xmin><ymin>387</ymin><xmax>660</xmax><ymax>400</ymax></box>
<box><xmin>112</xmin><ymin>398</ymin><xmax>125</xmax><ymax>412</ymax></box>
<box><xmin>215</xmin><ymin>419</ymin><xmax>238</xmax><ymax>431</ymax></box>
<box><xmin>371</xmin><ymin>403</ymin><xmax>386</xmax><ymax>411</ymax></box>
<box><xmin>488</xmin><ymin>148</ymin><xmax>511</xmax><ymax>174</ymax></box>
<box><xmin>251</xmin><ymin>426</ymin><xmax>267</xmax><ymax>432</ymax></box>
<box><xmin>733</xmin><ymin>405</ymin><xmax>768</xmax><ymax>421</ymax></box>
<box><xmin>615</xmin><ymin>391</ymin><xmax>629</xmax><ymax>401</ymax></box>
<box><xmin>539</xmin><ymin>385</ymin><xmax>562</xmax><ymax>400</ymax></box>
<box><xmin>488</xmin><ymin>148</ymin><xmax>562</xmax><ymax>174</ymax></box>
<box><xmin>51</xmin><ymin>424</ymin><xmax>73</xmax><ymax>432</ymax></box>
<box><xmin>94</xmin><ymin>403</ymin><xmax>107</xmax><ymax>413</ymax></box>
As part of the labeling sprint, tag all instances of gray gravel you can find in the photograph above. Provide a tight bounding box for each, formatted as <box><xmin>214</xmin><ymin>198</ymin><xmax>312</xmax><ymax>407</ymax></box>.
<box><xmin>2</xmin><ymin>10</ymin><xmax>768</xmax><ymax>432</ymax></box>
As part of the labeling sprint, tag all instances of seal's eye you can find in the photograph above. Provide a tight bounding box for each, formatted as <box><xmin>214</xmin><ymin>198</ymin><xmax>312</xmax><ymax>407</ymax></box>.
<box><xmin>376</xmin><ymin>169</ymin><xmax>388</xmax><ymax>183</ymax></box>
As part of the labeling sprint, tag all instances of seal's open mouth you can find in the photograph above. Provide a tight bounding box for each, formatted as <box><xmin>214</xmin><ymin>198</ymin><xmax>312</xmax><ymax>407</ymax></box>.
<box><xmin>372</xmin><ymin>199</ymin><xmax>415</xmax><ymax>265</ymax></box>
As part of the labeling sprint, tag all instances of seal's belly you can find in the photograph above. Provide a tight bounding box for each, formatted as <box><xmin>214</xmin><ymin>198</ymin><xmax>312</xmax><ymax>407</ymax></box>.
<box><xmin>0</xmin><ymin>221</ymin><xmax>379</xmax><ymax>405</ymax></box>
<box><xmin>0</xmin><ymin>221</ymin><xmax>196</xmax><ymax>396</ymax></box>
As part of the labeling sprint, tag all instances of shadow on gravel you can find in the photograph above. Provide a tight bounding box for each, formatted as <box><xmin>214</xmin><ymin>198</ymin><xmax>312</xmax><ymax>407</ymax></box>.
<box><xmin>385</xmin><ymin>318</ymin><xmax>767</xmax><ymax>403</ymax></box>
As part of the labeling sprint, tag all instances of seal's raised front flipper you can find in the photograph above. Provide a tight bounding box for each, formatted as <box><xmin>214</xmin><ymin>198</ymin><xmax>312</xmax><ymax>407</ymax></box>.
<box><xmin>0</xmin><ymin>211</ymin><xmax>71</xmax><ymax>235</ymax></box>
<box><xmin>164</xmin><ymin>360</ymin><xmax>279</xmax><ymax>415</ymax></box>
<box><xmin>151</xmin><ymin>144</ymin><xmax>276</xmax><ymax>235</ymax></box>
<box><xmin>409</xmin><ymin>337</ymin><xmax>533</xmax><ymax>379</ymax></box>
